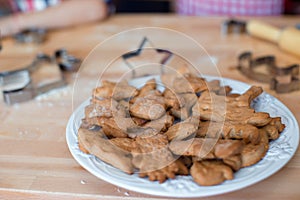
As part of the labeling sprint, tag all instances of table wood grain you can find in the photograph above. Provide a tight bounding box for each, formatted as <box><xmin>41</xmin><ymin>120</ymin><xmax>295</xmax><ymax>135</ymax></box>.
<box><xmin>0</xmin><ymin>14</ymin><xmax>299</xmax><ymax>200</ymax></box>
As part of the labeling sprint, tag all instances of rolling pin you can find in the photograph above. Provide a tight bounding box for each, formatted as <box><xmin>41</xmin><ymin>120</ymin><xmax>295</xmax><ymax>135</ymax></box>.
<box><xmin>246</xmin><ymin>20</ymin><xmax>300</xmax><ymax>58</ymax></box>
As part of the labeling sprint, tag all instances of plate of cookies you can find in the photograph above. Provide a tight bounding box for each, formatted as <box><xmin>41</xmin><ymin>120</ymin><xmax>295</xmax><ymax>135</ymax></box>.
<box><xmin>66</xmin><ymin>72</ymin><xmax>299</xmax><ymax>198</ymax></box>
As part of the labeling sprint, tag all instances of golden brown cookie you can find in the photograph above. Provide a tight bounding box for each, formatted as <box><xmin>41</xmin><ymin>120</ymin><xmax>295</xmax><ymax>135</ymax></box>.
<box><xmin>165</xmin><ymin>116</ymin><xmax>199</xmax><ymax>141</ymax></box>
<box><xmin>130</xmin><ymin>94</ymin><xmax>166</xmax><ymax>120</ymax></box>
<box><xmin>138</xmin><ymin>160</ymin><xmax>189</xmax><ymax>183</ymax></box>
<box><xmin>78</xmin><ymin>127</ymin><xmax>134</xmax><ymax>174</ymax></box>
<box><xmin>190</xmin><ymin>160</ymin><xmax>233</xmax><ymax>186</ymax></box>
<box><xmin>241</xmin><ymin>130</ymin><xmax>269</xmax><ymax>167</ymax></box>
<box><xmin>169</xmin><ymin>138</ymin><xmax>244</xmax><ymax>159</ymax></box>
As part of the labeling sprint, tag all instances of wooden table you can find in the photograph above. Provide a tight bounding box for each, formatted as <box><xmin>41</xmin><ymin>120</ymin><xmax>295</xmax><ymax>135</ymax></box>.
<box><xmin>0</xmin><ymin>14</ymin><xmax>299</xmax><ymax>200</ymax></box>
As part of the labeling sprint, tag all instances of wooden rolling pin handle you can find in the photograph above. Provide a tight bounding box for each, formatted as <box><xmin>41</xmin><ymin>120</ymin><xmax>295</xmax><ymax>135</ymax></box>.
<box><xmin>278</xmin><ymin>27</ymin><xmax>300</xmax><ymax>57</ymax></box>
<box><xmin>246</xmin><ymin>20</ymin><xmax>281</xmax><ymax>43</ymax></box>
<box><xmin>246</xmin><ymin>20</ymin><xmax>300</xmax><ymax>58</ymax></box>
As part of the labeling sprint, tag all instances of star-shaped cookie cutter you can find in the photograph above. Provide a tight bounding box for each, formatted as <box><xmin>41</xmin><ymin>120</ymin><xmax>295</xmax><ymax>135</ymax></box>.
<box><xmin>122</xmin><ymin>37</ymin><xmax>173</xmax><ymax>78</ymax></box>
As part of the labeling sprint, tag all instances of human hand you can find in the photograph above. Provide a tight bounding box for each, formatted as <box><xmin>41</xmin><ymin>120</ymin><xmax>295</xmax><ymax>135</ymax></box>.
<box><xmin>0</xmin><ymin>15</ymin><xmax>22</xmax><ymax>37</ymax></box>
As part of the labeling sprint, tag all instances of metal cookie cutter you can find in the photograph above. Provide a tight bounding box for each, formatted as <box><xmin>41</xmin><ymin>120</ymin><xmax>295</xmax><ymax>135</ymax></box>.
<box><xmin>14</xmin><ymin>28</ymin><xmax>47</xmax><ymax>44</ymax></box>
<box><xmin>122</xmin><ymin>37</ymin><xmax>173</xmax><ymax>78</ymax></box>
<box><xmin>55</xmin><ymin>48</ymin><xmax>81</xmax><ymax>72</ymax></box>
<box><xmin>223</xmin><ymin>18</ymin><xmax>300</xmax><ymax>34</ymax></box>
<box><xmin>237</xmin><ymin>51</ymin><xmax>300</xmax><ymax>93</ymax></box>
<box><xmin>0</xmin><ymin>49</ymin><xmax>81</xmax><ymax>104</ymax></box>
<box><xmin>221</xmin><ymin>19</ymin><xmax>246</xmax><ymax>34</ymax></box>
<box><xmin>0</xmin><ymin>54</ymin><xmax>65</xmax><ymax>104</ymax></box>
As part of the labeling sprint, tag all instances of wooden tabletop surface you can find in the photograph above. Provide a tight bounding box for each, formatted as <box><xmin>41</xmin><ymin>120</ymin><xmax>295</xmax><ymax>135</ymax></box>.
<box><xmin>0</xmin><ymin>14</ymin><xmax>300</xmax><ymax>200</ymax></box>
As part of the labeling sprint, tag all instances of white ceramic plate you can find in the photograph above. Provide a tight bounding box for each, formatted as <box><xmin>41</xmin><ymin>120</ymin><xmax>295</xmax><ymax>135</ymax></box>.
<box><xmin>66</xmin><ymin>75</ymin><xmax>299</xmax><ymax>198</ymax></box>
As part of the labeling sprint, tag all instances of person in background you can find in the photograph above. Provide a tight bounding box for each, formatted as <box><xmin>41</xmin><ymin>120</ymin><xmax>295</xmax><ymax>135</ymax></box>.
<box><xmin>0</xmin><ymin>0</ymin><xmax>112</xmax><ymax>37</ymax></box>
<box><xmin>176</xmin><ymin>0</ymin><xmax>285</xmax><ymax>16</ymax></box>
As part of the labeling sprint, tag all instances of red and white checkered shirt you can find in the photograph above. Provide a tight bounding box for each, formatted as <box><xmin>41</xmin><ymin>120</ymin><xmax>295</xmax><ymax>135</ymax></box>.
<box><xmin>176</xmin><ymin>0</ymin><xmax>284</xmax><ymax>16</ymax></box>
<box><xmin>16</xmin><ymin>0</ymin><xmax>61</xmax><ymax>12</ymax></box>
<box><xmin>0</xmin><ymin>0</ymin><xmax>61</xmax><ymax>15</ymax></box>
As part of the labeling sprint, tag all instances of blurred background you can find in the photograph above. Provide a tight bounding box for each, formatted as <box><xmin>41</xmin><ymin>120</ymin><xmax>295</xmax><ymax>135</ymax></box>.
<box><xmin>114</xmin><ymin>0</ymin><xmax>300</xmax><ymax>14</ymax></box>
